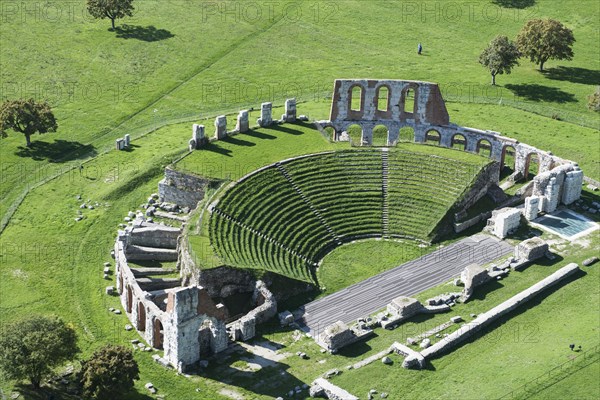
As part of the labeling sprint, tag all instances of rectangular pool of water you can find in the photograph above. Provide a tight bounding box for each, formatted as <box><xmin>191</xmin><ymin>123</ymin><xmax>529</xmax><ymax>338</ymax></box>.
<box><xmin>533</xmin><ymin>209</ymin><xmax>599</xmax><ymax>240</ymax></box>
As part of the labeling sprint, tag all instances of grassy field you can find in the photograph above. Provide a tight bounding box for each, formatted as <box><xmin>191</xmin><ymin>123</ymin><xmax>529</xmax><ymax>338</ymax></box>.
<box><xmin>0</xmin><ymin>0</ymin><xmax>599</xmax><ymax>398</ymax></box>
<box><xmin>1</xmin><ymin>0</ymin><xmax>599</xmax><ymax>222</ymax></box>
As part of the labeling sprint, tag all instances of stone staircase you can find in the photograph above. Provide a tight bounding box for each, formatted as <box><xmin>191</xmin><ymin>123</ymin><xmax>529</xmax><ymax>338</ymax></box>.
<box><xmin>275</xmin><ymin>163</ymin><xmax>342</xmax><ymax>245</ymax></box>
<box><xmin>381</xmin><ymin>148</ymin><xmax>390</xmax><ymax>238</ymax></box>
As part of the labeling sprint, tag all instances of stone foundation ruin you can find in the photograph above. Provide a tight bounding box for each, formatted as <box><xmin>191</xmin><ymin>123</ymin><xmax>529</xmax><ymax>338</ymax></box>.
<box><xmin>113</xmin><ymin>78</ymin><xmax>586</xmax><ymax>374</ymax></box>
<box><xmin>114</xmin><ymin>217</ymin><xmax>276</xmax><ymax>372</ymax></box>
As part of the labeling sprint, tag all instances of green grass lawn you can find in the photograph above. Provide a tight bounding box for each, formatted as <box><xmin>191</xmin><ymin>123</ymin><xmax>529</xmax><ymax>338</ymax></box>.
<box><xmin>2</xmin><ymin>0</ymin><xmax>599</xmax><ymax>223</ymax></box>
<box><xmin>1</xmin><ymin>0</ymin><xmax>599</xmax><ymax>398</ymax></box>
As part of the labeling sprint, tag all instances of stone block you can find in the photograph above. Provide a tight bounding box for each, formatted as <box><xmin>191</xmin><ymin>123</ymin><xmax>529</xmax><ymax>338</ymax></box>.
<box><xmin>214</xmin><ymin>116</ymin><xmax>227</xmax><ymax>139</ymax></box>
<box><xmin>489</xmin><ymin>208</ymin><xmax>521</xmax><ymax>238</ymax></box>
<box><xmin>523</xmin><ymin>196</ymin><xmax>540</xmax><ymax>221</ymax></box>
<box><xmin>562</xmin><ymin>167</ymin><xmax>584</xmax><ymax>205</ymax></box>
<box><xmin>257</xmin><ymin>102</ymin><xmax>272</xmax><ymax>127</ymax></box>
<box><xmin>192</xmin><ymin>124</ymin><xmax>205</xmax><ymax>149</ymax></box>
<box><xmin>515</xmin><ymin>237</ymin><xmax>548</xmax><ymax>263</ymax></box>
<box><xmin>278</xmin><ymin>310</ymin><xmax>294</xmax><ymax>326</ymax></box>
<box><xmin>284</xmin><ymin>98</ymin><xmax>296</xmax><ymax>122</ymax></box>
<box><xmin>236</xmin><ymin>110</ymin><xmax>249</xmax><ymax>133</ymax></box>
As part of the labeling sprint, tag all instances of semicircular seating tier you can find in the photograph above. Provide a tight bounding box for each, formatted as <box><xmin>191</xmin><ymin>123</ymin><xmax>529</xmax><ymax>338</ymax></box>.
<box><xmin>209</xmin><ymin>149</ymin><xmax>482</xmax><ymax>282</ymax></box>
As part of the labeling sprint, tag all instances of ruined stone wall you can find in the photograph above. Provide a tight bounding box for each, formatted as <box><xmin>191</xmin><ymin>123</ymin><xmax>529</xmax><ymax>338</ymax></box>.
<box><xmin>158</xmin><ymin>167</ymin><xmax>219</xmax><ymax>209</ymax></box>
<box><xmin>326</xmin><ymin>79</ymin><xmax>582</xmax><ymax>190</ymax></box>
<box><xmin>403</xmin><ymin>263</ymin><xmax>580</xmax><ymax>368</ymax></box>
<box><xmin>129</xmin><ymin>225</ymin><xmax>180</xmax><ymax>249</ymax></box>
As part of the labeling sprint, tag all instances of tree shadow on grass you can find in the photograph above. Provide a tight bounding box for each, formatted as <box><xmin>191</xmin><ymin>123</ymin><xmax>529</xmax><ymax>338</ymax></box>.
<box><xmin>14</xmin><ymin>140</ymin><xmax>97</xmax><ymax>162</ymax></box>
<box><xmin>492</xmin><ymin>0</ymin><xmax>535</xmax><ymax>8</ymax></box>
<box><xmin>505</xmin><ymin>84</ymin><xmax>576</xmax><ymax>103</ymax></box>
<box><xmin>543</xmin><ymin>66</ymin><xmax>600</xmax><ymax>86</ymax></box>
<box><xmin>114</xmin><ymin>25</ymin><xmax>174</xmax><ymax>42</ymax></box>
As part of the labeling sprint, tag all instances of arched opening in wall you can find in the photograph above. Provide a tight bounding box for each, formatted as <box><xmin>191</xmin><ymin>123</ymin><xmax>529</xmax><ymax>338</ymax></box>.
<box><xmin>137</xmin><ymin>302</ymin><xmax>146</xmax><ymax>331</ymax></box>
<box><xmin>347</xmin><ymin>124</ymin><xmax>363</xmax><ymax>146</ymax></box>
<box><xmin>425</xmin><ymin>129</ymin><xmax>441</xmax><ymax>145</ymax></box>
<box><xmin>524</xmin><ymin>153</ymin><xmax>540</xmax><ymax>180</ymax></box>
<box><xmin>376</xmin><ymin>86</ymin><xmax>389</xmax><ymax>112</ymax></box>
<box><xmin>500</xmin><ymin>145</ymin><xmax>516</xmax><ymax>179</ymax></box>
<box><xmin>477</xmin><ymin>139</ymin><xmax>492</xmax><ymax>158</ymax></box>
<box><xmin>402</xmin><ymin>87</ymin><xmax>417</xmax><ymax>114</ymax></box>
<box><xmin>350</xmin><ymin>85</ymin><xmax>362</xmax><ymax>111</ymax></box>
<box><xmin>451</xmin><ymin>134</ymin><xmax>467</xmax><ymax>150</ymax></box>
<box><xmin>398</xmin><ymin>127</ymin><xmax>415</xmax><ymax>142</ymax></box>
<box><xmin>126</xmin><ymin>285</ymin><xmax>132</xmax><ymax>313</ymax></box>
<box><xmin>199</xmin><ymin>319</ymin><xmax>214</xmax><ymax>357</ymax></box>
<box><xmin>372</xmin><ymin>125</ymin><xmax>389</xmax><ymax>146</ymax></box>
<box><xmin>323</xmin><ymin>126</ymin><xmax>336</xmax><ymax>141</ymax></box>
<box><xmin>153</xmin><ymin>318</ymin><xmax>164</xmax><ymax>350</ymax></box>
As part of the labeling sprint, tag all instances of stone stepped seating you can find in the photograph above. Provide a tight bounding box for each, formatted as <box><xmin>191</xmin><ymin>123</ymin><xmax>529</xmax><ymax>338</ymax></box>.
<box><xmin>126</xmin><ymin>244</ymin><xmax>178</xmax><ymax>262</ymax></box>
<box><xmin>128</xmin><ymin>224</ymin><xmax>180</xmax><ymax>249</ymax></box>
<box><xmin>129</xmin><ymin>267</ymin><xmax>177</xmax><ymax>277</ymax></box>
<box><xmin>209</xmin><ymin>149</ymin><xmax>481</xmax><ymax>282</ymax></box>
<box><xmin>136</xmin><ymin>277</ymin><xmax>181</xmax><ymax>291</ymax></box>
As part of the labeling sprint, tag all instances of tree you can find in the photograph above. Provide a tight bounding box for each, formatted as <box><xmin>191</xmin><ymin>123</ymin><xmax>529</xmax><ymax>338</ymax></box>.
<box><xmin>0</xmin><ymin>99</ymin><xmax>58</xmax><ymax>147</ymax></box>
<box><xmin>87</xmin><ymin>0</ymin><xmax>135</xmax><ymax>30</ymax></box>
<box><xmin>80</xmin><ymin>345</ymin><xmax>140</xmax><ymax>399</ymax></box>
<box><xmin>0</xmin><ymin>316</ymin><xmax>78</xmax><ymax>390</ymax></box>
<box><xmin>479</xmin><ymin>35</ymin><xmax>520</xmax><ymax>85</ymax></box>
<box><xmin>516</xmin><ymin>19</ymin><xmax>575</xmax><ymax>72</ymax></box>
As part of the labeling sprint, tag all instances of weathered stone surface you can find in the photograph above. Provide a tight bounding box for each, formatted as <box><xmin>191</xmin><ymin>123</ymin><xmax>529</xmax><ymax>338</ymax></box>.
<box><xmin>381</xmin><ymin>356</ymin><xmax>393</xmax><ymax>364</ymax></box>
<box><xmin>214</xmin><ymin>115</ymin><xmax>227</xmax><ymax>140</ymax></box>
<box><xmin>460</xmin><ymin>264</ymin><xmax>491</xmax><ymax>302</ymax></box>
<box><xmin>562</xmin><ymin>167</ymin><xmax>584</xmax><ymax>205</ymax></box>
<box><xmin>158</xmin><ymin>167</ymin><xmax>220</xmax><ymax>209</ymax></box>
<box><xmin>583</xmin><ymin>257</ymin><xmax>599</xmax><ymax>266</ymax></box>
<box><xmin>488</xmin><ymin>207</ymin><xmax>521</xmax><ymax>239</ymax></box>
<box><xmin>312</xmin><ymin>378</ymin><xmax>359</xmax><ymax>400</ymax></box>
<box><xmin>236</xmin><ymin>110</ymin><xmax>249</xmax><ymax>133</ymax></box>
<box><xmin>191</xmin><ymin>124</ymin><xmax>206</xmax><ymax>150</ymax></box>
<box><xmin>514</xmin><ymin>237</ymin><xmax>549</xmax><ymax>266</ymax></box>
<box><xmin>284</xmin><ymin>98</ymin><xmax>296</xmax><ymax>122</ymax></box>
<box><xmin>279</xmin><ymin>310</ymin><xmax>294</xmax><ymax>326</ymax></box>
<box><xmin>328</xmin><ymin>80</ymin><xmax>449</xmax><ymax>146</ymax></box>
<box><xmin>257</xmin><ymin>102</ymin><xmax>272</xmax><ymax>127</ymax></box>
<box><xmin>523</xmin><ymin>196</ymin><xmax>540</xmax><ymax>221</ymax></box>
<box><xmin>319</xmin><ymin>321</ymin><xmax>355</xmax><ymax>352</ymax></box>
<box><xmin>106</xmin><ymin>286</ymin><xmax>115</xmax><ymax>295</ymax></box>
<box><xmin>128</xmin><ymin>224</ymin><xmax>180</xmax><ymax>249</ymax></box>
